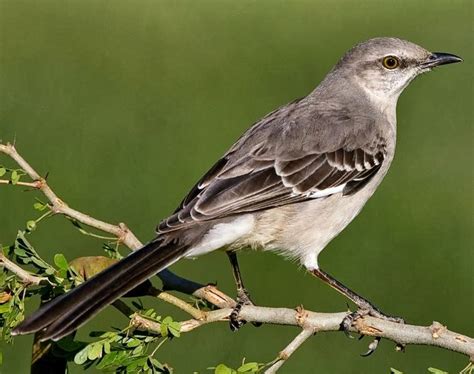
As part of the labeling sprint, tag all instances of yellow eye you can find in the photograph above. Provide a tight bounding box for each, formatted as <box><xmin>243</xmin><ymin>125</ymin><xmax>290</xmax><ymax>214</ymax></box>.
<box><xmin>382</xmin><ymin>56</ymin><xmax>400</xmax><ymax>69</ymax></box>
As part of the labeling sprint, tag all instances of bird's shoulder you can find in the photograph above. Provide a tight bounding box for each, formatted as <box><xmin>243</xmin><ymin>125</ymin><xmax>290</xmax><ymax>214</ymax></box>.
<box><xmin>226</xmin><ymin>95</ymin><xmax>388</xmax><ymax>162</ymax></box>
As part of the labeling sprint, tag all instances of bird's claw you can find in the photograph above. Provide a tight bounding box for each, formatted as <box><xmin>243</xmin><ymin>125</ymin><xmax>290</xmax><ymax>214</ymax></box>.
<box><xmin>340</xmin><ymin>305</ymin><xmax>405</xmax><ymax>356</ymax></box>
<box><xmin>229</xmin><ymin>289</ymin><xmax>261</xmax><ymax>331</ymax></box>
<box><xmin>361</xmin><ymin>337</ymin><xmax>381</xmax><ymax>357</ymax></box>
<box><xmin>341</xmin><ymin>308</ymin><xmax>369</xmax><ymax>338</ymax></box>
<box><xmin>229</xmin><ymin>302</ymin><xmax>246</xmax><ymax>331</ymax></box>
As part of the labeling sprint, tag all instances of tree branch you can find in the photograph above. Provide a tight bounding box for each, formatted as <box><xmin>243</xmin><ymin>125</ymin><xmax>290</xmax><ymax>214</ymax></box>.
<box><xmin>132</xmin><ymin>305</ymin><xmax>474</xmax><ymax>360</ymax></box>
<box><xmin>153</xmin><ymin>288</ymin><xmax>207</xmax><ymax>320</ymax></box>
<box><xmin>0</xmin><ymin>252</ymin><xmax>47</xmax><ymax>286</ymax></box>
<box><xmin>0</xmin><ymin>179</ymin><xmax>41</xmax><ymax>188</ymax></box>
<box><xmin>265</xmin><ymin>328</ymin><xmax>315</xmax><ymax>374</ymax></box>
<box><xmin>0</xmin><ymin>142</ymin><xmax>234</xmax><ymax>309</ymax></box>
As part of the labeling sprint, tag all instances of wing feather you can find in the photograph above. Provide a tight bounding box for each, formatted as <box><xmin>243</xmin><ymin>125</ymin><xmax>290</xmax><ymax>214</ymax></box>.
<box><xmin>158</xmin><ymin>149</ymin><xmax>384</xmax><ymax>233</ymax></box>
<box><xmin>157</xmin><ymin>97</ymin><xmax>388</xmax><ymax>234</ymax></box>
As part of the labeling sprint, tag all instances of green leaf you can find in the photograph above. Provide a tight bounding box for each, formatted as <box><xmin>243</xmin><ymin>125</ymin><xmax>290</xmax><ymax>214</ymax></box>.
<box><xmin>0</xmin><ymin>167</ymin><xmax>6</xmax><ymax>177</ymax></box>
<box><xmin>125</xmin><ymin>356</ymin><xmax>148</xmax><ymax>371</ymax></box>
<box><xmin>13</xmin><ymin>247</ymin><xmax>27</xmax><ymax>258</ymax></box>
<box><xmin>390</xmin><ymin>369</ymin><xmax>404</xmax><ymax>374</ymax></box>
<box><xmin>215</xmin><ymin>364</ymin><xmax>235</xmax><ymax>374</ymax></box>
<box><xmin>169</xmin><ymin>329</ymin><xmax>180</xmax><ymax>338</ymax></box>
<box><xmin>160</xmin><ymin>323</ymin><xmax>168</xmax><ymax>337</ymax></box>
<box><xmin>237</xmin><ymin>362</ymin><xmax>259</xmax><ymax>372</ymax></box>
<box><xmin>428</xmin><ymin>368</ymin><xmax>448</xmax><ymax>374</ymax></box>
<box><xmin>126</xmin><ymin>338</ymin><xmax>141</xmax><ymax>348</ymax></box>
<box><xmin>10</xmin><ymin>170</ymin><xmax>19</xmax><ymax>184</ymax></box>
<box><xmin>87</xmin><ymin>342</ymin><xmax>103</xmax><ymax>360</ymax></box>
<box><xmin>149</xmin><ymin>357</ymin><xmax>164</xmax><ymax>370</ymax></box>
<box><xmin>74</xmin><ymin>346</ymin><xmax>90</xmax><ymax>365</ymax></box>
<box><xmin>169</xmin><ymin>321</ymin><xmax>180</xmax><ymax>329</ymax></box>
<box><xmin>144</xmin><ymin>308</ymin><xmax>156</xmax><ymax>317</ymax></box>
<box><xmin>132</xmin><ymin>345</ymin><xmax>144</xmax><ymax>355</ymax></box>
<box><xmin>33</xmin><ymin>202</ymin><xmax>47</xmax><ymax>211</ymax></box>
<box><xmin>30</xmin><ymin>256</ymin><xmax>48</xmax><ymax>269</ymax></box>
<box><xmin>96</xmin><ymin>331</ymin><xmax>115</xmax><ymax>338</ymax></box>
<box><xmin>103</xmin><ymin>340</ymin><xmax>111</xmax><ymax>354</ymax></box>
<box><xmin>97</xmin><ymin>350</ymin><xmax>131</xmax><ymax>370</ymax></box>
<box><xmin>96</xmin><ymin>351</ymin><xmax>118</xmax><ymax>369</ymax></box>
<box><xmin>168</xmin><ymin>321</ymin><xmax>181</xmax><ymax>337</ymax></box>
<box><xmin>54</xmin><ymin>253</ymin><xmax>69</xmax><ymax>270</ymax></box>
<box><xmin>0</xmin><ymin>302</ymin><xmax>12</xmax><ymax>314</ymax></box>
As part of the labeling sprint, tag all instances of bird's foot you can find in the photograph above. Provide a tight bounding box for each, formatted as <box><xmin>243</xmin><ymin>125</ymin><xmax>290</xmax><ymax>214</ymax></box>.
<box><xmin>341</xmin><ymin>305</ymin><xmax>404</xmax><ymax>332</ymax></box>
<box><xmin>341</xmin><ymin>303</ymin><xmax>404</xmax><ymax>356</ymax></box>
<box><xmin>229</xmin><ymin>289</ymin><xmax>261</xmax><ymax>331</ymax></box>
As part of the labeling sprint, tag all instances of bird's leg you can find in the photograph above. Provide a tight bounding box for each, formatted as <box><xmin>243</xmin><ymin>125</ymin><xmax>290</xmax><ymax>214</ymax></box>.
<box><xmin>227</xmin><ymin>251</ymin><xmax>260</xmax><ymax>331</ymax></box>
<box><xmin>310</xmin><ymin>268</ymin><xmax>404</xmax><ymax>354</ymax></box>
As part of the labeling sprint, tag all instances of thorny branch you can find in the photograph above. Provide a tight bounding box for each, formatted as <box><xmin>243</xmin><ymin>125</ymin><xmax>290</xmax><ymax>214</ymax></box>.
<box><xmin>131</xmin><ymin>306</ymin><xmax>474</xmax><ymax>360</ymax></box>
<box><xmin>1</xmin><ymin>142</ymin><xmax>473</xmax><ymax>372</ymax></box>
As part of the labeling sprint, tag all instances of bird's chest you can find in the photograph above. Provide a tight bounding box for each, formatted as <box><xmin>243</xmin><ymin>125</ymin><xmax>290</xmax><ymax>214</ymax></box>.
<box><xmin>243</xmin><ymin>152</ymin><xmax>394</xmax><ymax>261</ymax></box>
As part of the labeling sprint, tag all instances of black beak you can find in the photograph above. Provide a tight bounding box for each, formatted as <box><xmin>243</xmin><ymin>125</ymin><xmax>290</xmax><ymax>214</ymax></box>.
<box><xmin>421</xmin><ymin>52</ymin><xmax>463</xmax><ymax>69</ymax></box>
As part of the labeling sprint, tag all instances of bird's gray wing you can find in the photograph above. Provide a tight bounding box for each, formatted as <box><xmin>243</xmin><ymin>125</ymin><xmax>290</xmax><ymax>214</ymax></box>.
<box><xmin>158</xmin><ymin>98</ymin><xmax>387</xmax><ymax>233</ymax></box>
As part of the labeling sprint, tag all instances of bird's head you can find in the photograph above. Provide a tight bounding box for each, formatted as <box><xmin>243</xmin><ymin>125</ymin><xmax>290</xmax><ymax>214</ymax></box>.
<box><xmin>333</xmin><ymin>37</ymin><xmax>462</xmax><ymax>104</ymax></box>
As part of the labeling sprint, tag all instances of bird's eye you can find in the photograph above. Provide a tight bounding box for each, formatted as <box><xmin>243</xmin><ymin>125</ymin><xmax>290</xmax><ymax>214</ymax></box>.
<box><xmin>382</xmin><ymin>56</ymin><xmax>400</xmax><ymax>69</ymax></box>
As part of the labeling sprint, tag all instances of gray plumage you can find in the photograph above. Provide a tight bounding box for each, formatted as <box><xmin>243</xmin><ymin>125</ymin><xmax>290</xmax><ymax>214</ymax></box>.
<box><xmin>12</xmin><ymin>37</ymin><xmax>462</xmax><ymax>341</ymax></box>
<box><xmin>159</xmin><ymin>37</ymin><xmax>428</xmax><ymax>235</ymax></box>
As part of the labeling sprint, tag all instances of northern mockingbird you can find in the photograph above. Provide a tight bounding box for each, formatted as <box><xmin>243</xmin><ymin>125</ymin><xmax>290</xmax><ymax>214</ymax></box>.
<box><xmin>13</xmin><ymin>37</ymin><xmax>462</xmax><ymax>341</ymax></box>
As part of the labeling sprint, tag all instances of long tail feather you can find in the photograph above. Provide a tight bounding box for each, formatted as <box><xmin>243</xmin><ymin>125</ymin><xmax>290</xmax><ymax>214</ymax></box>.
<box><xmin>12</xmin><ymin>238</ymin><xmax>189</xmax><ymax>341</ymax></box>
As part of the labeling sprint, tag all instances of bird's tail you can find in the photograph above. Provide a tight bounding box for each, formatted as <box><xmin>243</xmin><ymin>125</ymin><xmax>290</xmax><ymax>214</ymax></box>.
<box><xmin>12</xmin><ymin>238</ymin><xmax>189</xmax><ymax>341</ymax></box>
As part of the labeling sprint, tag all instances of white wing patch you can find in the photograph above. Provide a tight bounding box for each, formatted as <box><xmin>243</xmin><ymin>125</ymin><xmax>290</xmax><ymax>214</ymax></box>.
<box><xmin>184</xmin><ymin>214</ymin><xmax>255</xmax><ymax>258</ymax></box>
<box><xmin>307</xmin><ymin>184</ymin><xmax>345</xmax><ymax>198</ymax></box>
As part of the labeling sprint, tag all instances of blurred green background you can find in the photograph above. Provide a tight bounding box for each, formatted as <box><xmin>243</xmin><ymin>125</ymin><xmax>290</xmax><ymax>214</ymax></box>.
<box><xmin>0</xmin><ymin>1</ymin><xmax>472</xmax><ymax>373</ymax></box>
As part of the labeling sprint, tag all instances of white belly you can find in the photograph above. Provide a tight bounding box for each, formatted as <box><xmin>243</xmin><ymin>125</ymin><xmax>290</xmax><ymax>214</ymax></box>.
<box><xmin>184</xmin><ymin>214</ymin><xmax>256</xmax><ymax>258</ymax></box>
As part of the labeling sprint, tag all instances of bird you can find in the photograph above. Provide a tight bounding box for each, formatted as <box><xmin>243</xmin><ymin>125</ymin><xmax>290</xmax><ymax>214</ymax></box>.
<box><xmin>12</xmin><ymin>37</ymin><xmax>462</xmax><ymax>342</ymax></box>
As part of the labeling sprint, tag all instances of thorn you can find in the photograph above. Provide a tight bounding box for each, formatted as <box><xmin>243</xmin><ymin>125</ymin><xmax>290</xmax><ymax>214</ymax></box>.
<box><xmin>395</xmin><ymin>343</ymin><xmax>405</xmax><ymax>352</ymax></box>
<box><xmin>361</xmin><ymin>337</ymin><xmax>380</xmax><ymax>357</ymax></box>
<box><xmin>345</xmin><ymin>302</ymin><xmax>352</xmax><ymax>312</ymax></box>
